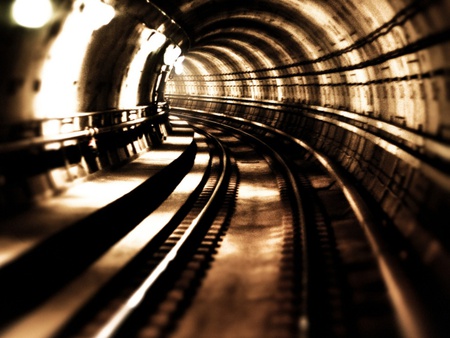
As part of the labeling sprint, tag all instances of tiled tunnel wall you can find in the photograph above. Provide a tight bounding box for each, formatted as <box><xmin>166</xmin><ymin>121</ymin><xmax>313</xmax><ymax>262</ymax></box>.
<box><xmin>166</xmin><ymin>92</ymin><xmax>450</xmax><ymax>300</ymax></box>
<box><xmin>163</xmin><ymin>2</ymin><xmax>450</xmax><ymax>292</ymax></box>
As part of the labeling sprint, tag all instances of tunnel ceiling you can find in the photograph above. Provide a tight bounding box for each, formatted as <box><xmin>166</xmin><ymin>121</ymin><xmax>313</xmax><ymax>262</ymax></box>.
<box><xmin>144</xmin><ymin>0</ymin><xmax>404</xmax><ymax>74</ymax></box>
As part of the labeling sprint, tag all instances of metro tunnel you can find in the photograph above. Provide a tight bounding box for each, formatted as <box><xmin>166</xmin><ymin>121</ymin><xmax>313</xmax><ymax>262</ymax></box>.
<box><xmin>1</xmin><ymin>0</ymin><xmax>450</xmax><ymax>337</ymax></box>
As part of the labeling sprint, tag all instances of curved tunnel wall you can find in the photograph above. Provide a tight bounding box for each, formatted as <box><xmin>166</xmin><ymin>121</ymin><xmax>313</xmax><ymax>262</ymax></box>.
<box><xmin>163</xmin><ymin>0</ymin><xmax>450</xmax><ymax>300</ymax></box>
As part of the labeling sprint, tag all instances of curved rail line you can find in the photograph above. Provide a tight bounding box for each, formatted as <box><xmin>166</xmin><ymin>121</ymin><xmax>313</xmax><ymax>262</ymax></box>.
<box><xmin>38</xmin><ymin>128</ymin><xmax>237</xmax><ymax>338</ymax></box>
<box><xmin>89</xmin><ymin>129</ymin><xmax>233</xmax><ymax>338</ymax></box>
<box><xmin>177</xmin><ymin>114</ymin><xmax>310</xmax><ymax>337</ymax></box>
<box><xmin>0</xmin><ymin>109</ymin><xmax>442</xmax><ymax>338</ymax></box>
<box><xmin>64</xmin><ymin>117</ymin><xmax>310</xmax><ymax>338</ymax></box>
<box><xmin>171</xmin><ymin>108</ymin><xmax>439</xmax><ymax>338</ymax></box>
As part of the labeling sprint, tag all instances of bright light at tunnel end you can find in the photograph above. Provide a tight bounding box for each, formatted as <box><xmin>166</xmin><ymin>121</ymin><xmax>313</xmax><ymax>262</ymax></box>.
<box><xmin>12</xmin><ymin>0</ymin><xmax>53</xmax><ymax>28</ymax></box>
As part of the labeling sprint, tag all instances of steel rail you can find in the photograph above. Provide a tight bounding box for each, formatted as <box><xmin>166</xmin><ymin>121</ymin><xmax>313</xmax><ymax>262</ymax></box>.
<box><xmin>91</xmin><ymin>129</ymin><xmax>230</xmax><ymax>338</ymax></box>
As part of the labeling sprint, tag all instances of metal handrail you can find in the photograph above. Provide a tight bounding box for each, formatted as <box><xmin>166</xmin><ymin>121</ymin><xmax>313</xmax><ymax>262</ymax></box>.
<box><xmin>0</xmin><ymin>108</ymin><xmax>167</xmax><ymax>154</ymax></box>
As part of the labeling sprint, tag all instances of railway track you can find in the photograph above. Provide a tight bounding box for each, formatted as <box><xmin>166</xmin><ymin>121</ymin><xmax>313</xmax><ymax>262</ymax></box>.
<box><xmin>167</xmin><ymin>110</ymin><xmax>442</xmax><ymax>338</ymax></box>
<box><xmin>170</xmin><ymin>112</ymin><xmax>399</xmax><ymax>338</ymax></box>
<box><xmin>0</xmin><ymin>112</ymin><xmax>442</xmax><ymax>338</ymax></box>
<box><xmin>58</xmin><ymin>126</ymin><xmax>238</xmax><ymax>338</ymax></box>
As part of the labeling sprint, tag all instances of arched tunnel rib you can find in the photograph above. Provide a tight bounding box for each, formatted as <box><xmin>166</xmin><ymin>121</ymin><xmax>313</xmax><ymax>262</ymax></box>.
<box><xmin>1</xmin><ymin>0</ymin><xmax>450</xmax><ymax>337</ymax></box>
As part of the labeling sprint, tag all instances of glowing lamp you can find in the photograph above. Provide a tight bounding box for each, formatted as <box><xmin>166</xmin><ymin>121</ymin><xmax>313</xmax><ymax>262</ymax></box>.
<box><xmin>174</xmin><ymin>55</ymin><xmax>185</xmax><ymax>75</ymax></box>
<box><xmin>85</xmin><ymin>0</ymin><xmax>115</xmax><ymax>30</ymax></box>
<box><xmin>148</xmin><ymin>32</ymin><xmax>167</xmax><ymax>52</ymax></box>
<box><xmin>12</xmin><ymin>0</ymin><xmax>53</xmax><ymax>28</ymax></box>
<box><xmin>163</xmin><ymin>44</ymin><xmax>182</xmax><ymax>66</ymax></box>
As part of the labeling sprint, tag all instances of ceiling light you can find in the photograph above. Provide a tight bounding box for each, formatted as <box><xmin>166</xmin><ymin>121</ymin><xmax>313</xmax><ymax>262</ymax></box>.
<box><xmin>84</xmin><ymin>0</ymin><xmax>115</xmax><ymax>30</ymax></box>
<box><xmin>148</xmin><ymin>32</ymin><xmax>167</xmax><ymax>52</ymax></box>
<box><xmin>163</xmin><ymin>44</ymin><xmax>182</xmax><ymax>66</ymax></box>
<box><xmin>12</xmin><ymin>0</ymin><xmax>53</xmax><ymax>28</ymax></box>
<box><xmin>174</xmin><ymin>55</ymin><xmax>185</xmax><ymax>74</ymax></box>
